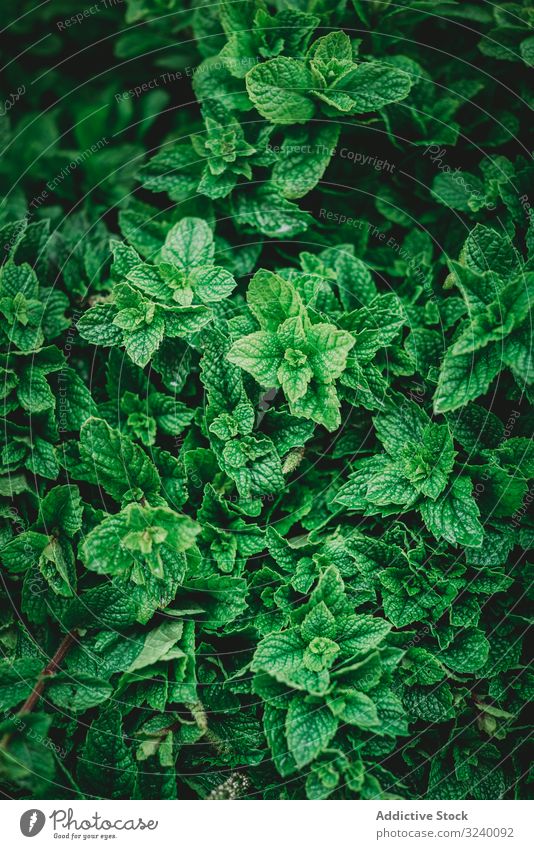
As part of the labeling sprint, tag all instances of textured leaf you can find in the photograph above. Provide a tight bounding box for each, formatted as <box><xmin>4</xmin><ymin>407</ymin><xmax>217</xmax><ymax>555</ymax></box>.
<box><xmin>160</xmin><ymin>217</ymin><xmax>214</xmax><ymax>270</ymax></box>
<box><xmin>441</xmin><ymin>628</ymin><xmax>490</xmax><ymax>673</ymax></box>
<box><xmin>246</xmin><ymin>58</ymin><xmax>316</xmax><ymax>124</ymax></box>
<box><xmin>421</xmin><ymin>476</ymin><xmax>484</xmax><ymax>547</ymax></box>
<box><xmin>227</xmin><ymin>331</ymin><xmax>282</xmax><ymax>385</ymax></box>
<box><xmin>434</xmin><ymin>345</ymin><xmax>501</xmax><ymax>413</ymax></box>
<box><xmin>79</xmin><ymin>418</ymin><xmax>160</xmax><ymax>501</ymax></box>
<box><xmin>286</xmin><ymin>697</ymin><xmax>338</xmax><ymax>767</ymax></box>
<box><xmin>78</xmin><ymin>707</ymin><xmax>137</xmax><ymax>798</ymax></box>
<box><xmin>330</xmin><ymin>62</ymin><xmax>412</xmax><ymax>112</ymax></box>
<box><xmin>272</xmin><ymin>124</ymin><xmax>340</xmax><ymax>199</ymax></box>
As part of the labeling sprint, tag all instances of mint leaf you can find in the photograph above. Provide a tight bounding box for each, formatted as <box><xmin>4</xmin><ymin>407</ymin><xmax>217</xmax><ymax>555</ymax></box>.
<box><xmin>421</xmin><ymin>476</ymin><xmax>484</xmax><ymax>547</ymax></box>
<box><xmin>160</xmin><ymin>217</ymin><xmax>215</xmax><ymax>270</ymax></box>
<box><xmin>246</xmin><ymin>57</ymin><xmax>316</xmax><ymax>124</ymax></box>
<box><xmin>286</xmin><ymin>697</ymin><xmax>338</xmax><ymax>767</ymax></box>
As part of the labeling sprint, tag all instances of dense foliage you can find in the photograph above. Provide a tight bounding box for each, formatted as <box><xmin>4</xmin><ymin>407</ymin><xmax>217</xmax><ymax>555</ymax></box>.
<box><xmin>0</xmin><ymin>0</ymin><xmax>532</xmax><ymax>801</ymax></box>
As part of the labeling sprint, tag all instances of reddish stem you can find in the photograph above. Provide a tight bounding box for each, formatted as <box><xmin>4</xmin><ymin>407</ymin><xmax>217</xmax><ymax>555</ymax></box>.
<box><xmin>20</xmin><ymin>629</ymin><xmax>77</xmax><ymax>715</ymax></box>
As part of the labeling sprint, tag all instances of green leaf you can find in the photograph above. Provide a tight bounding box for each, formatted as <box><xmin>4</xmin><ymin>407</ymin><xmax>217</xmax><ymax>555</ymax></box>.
<box><xmin>402</xmin><ymin>648</ymin><xmax>447</xmax><ymax>686</ymax></box>
<box><xmin>79</xmin><ymin>418</ymin><xmax>161</xmax><ymax>501</ymax></box>
<box><xmin>160</xmin><ymin>217</ymin><xmax>214</xmax><ymax>270</ymax></box>
<box><xmin>78</xmin><ymin>706</ymin><xmax>136</xmax><ymax>798</ymax></box>
<box><xmin>77</xmin><ymin>303</ymin><xmax>124</xmax><ymax>346</ymax></box>
<box><xmin>328</xmin><ymin>689</ymin><xmax>379</xmax><ymax>729</ymax></box>
<box><xmin>81</xmin><ymin>502</ymin><xmax>199</xmax><ymax>579</ymax></box>
<box><xmin>123</xmin><ymin>310</ymin><xmax>165</xmax><ymax>367</ymax></box>
<box><xmin>374</xmin><ymin>399</ymin><xmax>430</xmax><ymax>454</ymax></box>
<box><xmin>231</xmin><ymin>184</ymin><xmax>313</xmax><ymax>237</ymax></box>
<box><xmin>39</xmin><ymin>536</ymin><xmax>76</xmax><ymax>597</ymax></box>
<box><xmin>66</xmin><ymin>583</ymin><xmax>140</xmax><ymax>629</ymax></box>
<box><xmin>55</xmin><ymin>368</ymin><xmax>98</xmax><ymax>430</ymax></box>
<box><xmin>329</xmin><ymin>62</ymin><xmax>412</xmax><ymax>112</ymax></box>
<box><xmin>48</xmin><ymin>674</ymin><xmax>113</xmax><ymax>713</ymax></box>
<box><xmin>227</xmin><ymin>331</ymin><xmax>282</xmax><ymax>385</ymax></box>
<box><xmin>306</xmin><ymin>323</ymin><xmax>355</xmax><ymax>382</ymax></box>
<box><xmin>301</xmin><ymin>602</ymin><xmax>337</xmax><ymax>642</ymax></box>
<box><xmin>247</xmin><ymin>269</ymin><xmax>303</xmax><ymax>332</ymax></box>
<box><xmin>290</xmin><ymin>382</ymin><xmax>342</xmax><ymax>431</ymax></box>
<box><xmin>246</xmin><ymin>57</ymin><xmax>316</xmax><ymax>124</ymax></box>
<box><xmin>434</xmin><ymin>344</ymin><xmax>501</xmax><ymax>413</ymax></box>
<box><xmin>128</xmin><ymin>620</ymin><xmax>185</xmax><ymax>672</ymax></box>
<box><xmin>0</xmin><ymin>658</ymin><xmax>42</xmax><ymax>711</ymax></box>
<box><xmin>189</xmin><ymin>265</ymin><xmax>236</xmax><ymax>303</ymax></box>
<box><xmin>1</xmin><ymin>531</ymin><xmax>49</xmax><ymax>572</ymax></box>
<box><xmin>0</xmin><ymin>713</ymin><xmax>55</xmax><ymax>795</ymax></box>
<box><xmin>420</xmin><ymin>476</ymin><xmax>484</xmax><ymax>547</ymax></box>
<box><xmin>38</xmin><ymin>485</ymin><xmax>83</xmax><ymax>538</ymax></box>
<box><xmin>308</xmin><ymin>31</ymin><xmax>353</xmax><ymax>71</ymax></box>
<box><xmin>336</xmin><ymin>614</ymin><xmax>391</xmax><ymax>656</ymax></box>
<box><xmin>400</xmin><ymin>424</ymin><xmax>456</xmax><ymax>500</ymax></box>
<box><xmin>286</xmin><ymin>697</ymin><xmax>338</xmax><ymax>767</ymax></box>
<box><xmin>441</xmin><ymin>628</ymin><xmax>490</xmax><ymax>673</ymax></box>
<box><xmin>17</xmin><ymin>368</ymin><xmax>55</xmax><ymax>413</ymax></box>
<box><xmin>272</xmin><ymin>124</ymin><xmax>340</xmax><ymax>199</ymax></box>
<box><xmin>462</xmin><ymin>224</ymin><xmax>520</xmax><ymax>280</ymax></box>
<box><xmin>252</xmin><ymin>630</ymin><xmax>329</xmax><ymax>695</ymax></box>
<box><xmin>404</xmin><ymin>683</ymin><xmax>455</xmax><ymax>723</ymax></box>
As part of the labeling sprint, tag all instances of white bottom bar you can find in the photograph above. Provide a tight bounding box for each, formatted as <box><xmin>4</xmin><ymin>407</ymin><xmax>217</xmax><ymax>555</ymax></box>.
<box><xmin>3</xmin><ymin>799</ymin><xmax>533</xmax><ymax>848</ymax></box>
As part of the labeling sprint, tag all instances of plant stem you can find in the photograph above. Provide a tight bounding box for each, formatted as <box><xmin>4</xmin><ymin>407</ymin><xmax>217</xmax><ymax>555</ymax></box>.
<box><xmin>0</xmin><ymin>629</ymin><xmax>77</xmax><ymax>750</ymax></box>
<box><xmin>20</xmin><ymin>629</ymin><xmax>78</xmax><ymax>715</ymax></box>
